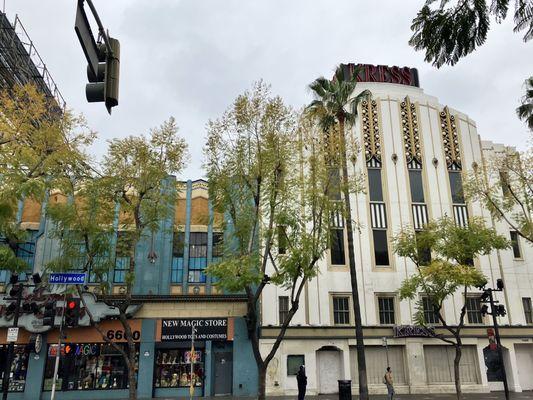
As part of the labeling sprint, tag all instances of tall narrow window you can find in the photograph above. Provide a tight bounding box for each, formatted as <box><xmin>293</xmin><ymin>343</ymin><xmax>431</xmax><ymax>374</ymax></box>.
<box><xmin>416</xmin><ymin>232</ymin><xmax>431</xmax><ymax>265</ymax></box>
<box><xmin>373</xmin><ymin>230</ymin><xmax>389</xmax><ymax>266</ymax></box>
<box><xmin>522</xmin><ymin>298</ymin><xmax>533</xmax><ymax>324</ymax></box>
<box><xmin>279</xmin><ymin>296</ymin><xmax>289</xmax><ymax>325</ymax></box>
<box><xmin>448</xmin><ymin>171</ymin><xmax>465</xmax><ymax>204</ymax></box>
<box><xmin>466</xmin><ymin>296</ymin><xmax>483</xmax><ymax>324</ymax></box>
<box><xmin>368</xmin><ymin>168</ymin><xmax>383</xmax><ymax>201</ymax></box>
<box><xmin>188</xmin><ymin>232</ymin><xmax>207</xmax><ymax>283</ymax></box>
<box><xmin>422</xmin><ymin>296</ymin><xmax>440</xmax><ymax>324</ymax></box>
<box><xmin>510</xmin><ymin>231</ymin><xmax>521</xmax><ymax>259</ymax></box>
<box><xmin>114</xmin><ymin>231</ymin><xmax>130</xmax><ymax>283</ymax></box>
<box><xmin>330</xmin><ymin>228</ymin><xmax>345</xmax><ymax>265</ymax></box>
<box><xmin>171</xmin><ymin>232</ymin><xmax>185</xmax><ymax>283</ymax></box>
<box><xmin>378</xmin><ymin>296</ymin><xmax>396</xmax><ymax>325</ymax></box>
<box><xmin>409</xmin><ymin>169</ymin><xmax>425</xmax><ymax>203</ymax></box>
<box><xmin>332</xmin><ymin>296</ymin><xmax>350</xmax><ymax>325</ymax></box>
<box><xmin>212</xmin><ymin>232</ymin><xmax>223</xmax><ymax>261</ymax></box>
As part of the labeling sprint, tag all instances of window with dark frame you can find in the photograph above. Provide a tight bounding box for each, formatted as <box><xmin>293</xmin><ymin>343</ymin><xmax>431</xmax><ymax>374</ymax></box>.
<box><xmin>188</xmin><ymin>232</ymin><xmax>208</xmax><ymax>283</ymax></box>
<box><xmin>408</xmin><ymin>169</ymin><xmax>425</xmax><ymax>203</ymax></box>
<box><xmin>279</xmin><ymin>296</ymin><xmax>289</xmax><ymax>325</ymax></box>
<box><xmin>114</xmin><ymin>231</ymin><xmax>131</xmax><ymax>283</ymax></box>
<box><xmin>510</xmin><ymin>231</ymin><xmax>521</xmax><ymax>259</ymax></box>
<box><xmin>330</xmin><ymin>228</ymin><xmax>345</xmax><ymax>265</ymax></box>
<box><xmin>171</xmin><ymin>232</ymin><xmax>185</xmax><ymax>283</ymax></box>
<box><xmin>448</xmin><ymin>171</ymin><xmax>465</xmax><ymax>204</ymax></box>
<box><xmin>333</xmin><ymin>296</ymin><xmax>350</xmax><ymax>325</ymax></box>
<box><xmin>373</xmin><ymin>230</ymin><xmax>390</xmax><ymax>266</ymax></box>
<box><xmin>523</xmin><ymin>298</ymin><xmax>533</xmax><ymax>325</ymax></box>
<box><xmin>422</xmin><ymin>296</ymin><xmax>440</xmax><ymax>324</ymax></box>
<box><xmin>415</xmin><ymin>232</ymin><xmax>431</xmax><ymax>266</ymax></box>
<box><xmin>466</xmin><ymin>296</ymin><xmax>483</xmax><ymax>324</ymax></box>
<box><xmin>287</xmin><ymin>355</ymin><xmax>305</xmax><ymax>375</ymax></box>
<box><xmin>368</xmin><ymin>168</ymin><xmax>384</xmax><ymax>202</ymax></box>
<box><xmin>378</xmin><ymin>296</ymin><xmax>395</xmax><ymax>325</ymax></box>
<box><xmin>212</xmin><ymin>232</ymin><xmax>224</xmax><ymax>259</ymax></box>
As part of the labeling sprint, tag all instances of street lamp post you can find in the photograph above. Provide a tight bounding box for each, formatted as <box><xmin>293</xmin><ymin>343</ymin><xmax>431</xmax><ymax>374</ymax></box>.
<box><xmin>480</xmin><ymin>278</ymin><xmax>509</xmax><ymax>400</ymax></box>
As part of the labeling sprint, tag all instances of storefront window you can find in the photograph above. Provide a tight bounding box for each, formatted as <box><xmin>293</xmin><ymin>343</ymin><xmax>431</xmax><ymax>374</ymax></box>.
<box><xmin>154</xmin><ymin>348</ymin><xmax>204</xmax><ymax>388</ymax></box>
<box><xmin>43</xmin><ymin>343</ymin><xmax>138</xmax><ymax>391</ymax></box>
<box><xmin>0</xmin><ymin>345</ymin><xmax>29</xmax><ymax>392</ymax></box>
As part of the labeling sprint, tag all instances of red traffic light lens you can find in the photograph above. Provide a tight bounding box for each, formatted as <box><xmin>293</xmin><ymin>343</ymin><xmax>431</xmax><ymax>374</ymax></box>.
<box><xmin>67</xmin><ymin>301</ymin><xmax>76</xmax><ymax>309</ymax></box>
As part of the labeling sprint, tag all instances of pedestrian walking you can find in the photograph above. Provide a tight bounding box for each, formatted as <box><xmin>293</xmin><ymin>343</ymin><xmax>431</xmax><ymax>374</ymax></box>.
<box><xmin>296</xmin><ymin>365</ymin><xmax>307</xmax><ymax>400</ymax></box>
<box><xmin>383</xmin><ymin>366</ymin><xmax>395</xmax><ymax>400</ymax></box>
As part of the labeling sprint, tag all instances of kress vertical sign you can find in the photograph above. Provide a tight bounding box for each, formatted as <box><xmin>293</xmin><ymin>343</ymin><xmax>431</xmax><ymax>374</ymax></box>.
<box><xmin>161</xmin><ymin>318</ymin><xmax>228</xmax><ymax>341</ymax></box>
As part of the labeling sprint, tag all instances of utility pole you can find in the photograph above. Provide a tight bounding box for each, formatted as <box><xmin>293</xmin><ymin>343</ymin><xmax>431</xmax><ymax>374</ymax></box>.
<box><xmin>1</xmin><ymin>285</ymin><xmax>22</xmax><ymax>400</ymax></box>
<box><xmin>50</xmin><ymin>293</ymin><xmax>67</xmax><ymax>400</ymax></box>
<box><xmin>480</xmin><ymin>279</ymin><xmax>509</xmax><ymax>400</ymax></box>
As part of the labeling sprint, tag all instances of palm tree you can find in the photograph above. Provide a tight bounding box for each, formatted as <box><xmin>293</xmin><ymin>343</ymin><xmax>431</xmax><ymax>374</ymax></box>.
<box><xmin>517</xmin><ymin>76</ymin><xmax>533</xmax><ymax>131</ymax></box>
<box><xmin>307</xmin><ymin>65</ymin><xmax>370</xmax><ymax>399</ymax></box>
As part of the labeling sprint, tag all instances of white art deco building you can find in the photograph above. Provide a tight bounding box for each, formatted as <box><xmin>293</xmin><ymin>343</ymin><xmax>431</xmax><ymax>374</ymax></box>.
<box><xmin>260</xmin><ymin>64</ymin><xmax>533</xmax><ymax>396</ymax></box>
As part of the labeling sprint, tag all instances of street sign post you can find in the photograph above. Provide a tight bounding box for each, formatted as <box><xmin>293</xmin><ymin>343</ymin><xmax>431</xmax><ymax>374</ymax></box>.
<box><xmin>48</xmin><ymin>273</ymin><xmax>86</xmax><ymax>285</ymax></box>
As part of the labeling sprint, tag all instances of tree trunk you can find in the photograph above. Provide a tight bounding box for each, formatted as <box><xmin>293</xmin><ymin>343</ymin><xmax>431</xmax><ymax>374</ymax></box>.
<box><xmin>453</xmin><ymin>343</ymin><xmax>463</xmax><ymax>400</ymax></box>
<box><xmin>338</xmin><ymin>116</ymin><xmax>369</xmax><ymax>399</ymax></box>
<box><xmin>257</xmin><ymin>363</ymin><xmax>267</xmax><ymax>400</ymax></box>
<box><xmin>128</xmin><ymin>352</ymin><xmax>137</xmax><ymax>400</ymax></box>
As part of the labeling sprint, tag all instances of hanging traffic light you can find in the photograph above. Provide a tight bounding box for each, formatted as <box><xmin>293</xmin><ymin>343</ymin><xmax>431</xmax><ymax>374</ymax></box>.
<box><xmin>64</xmin><ymin>298</ymin><xmax>80</xmax><ymax>328</ymax></box>
<box><xmin>496</xmin><ymin>304</ymin><xmax>506</xmax><ymax>317</ymax></box>
<box><xmin>75</xmin><ymin>0</ymin><xmax>120</xmax><ymax>114</ymax></box>
<box><xmin>480</xmin><ymin>304</ymin><xmax>489</xmax><ymax>316</ymax></box>
<box><xmin>42</xmin><ymin>301</ymin><xmax>57</xmax><ymax>327</ymax></box>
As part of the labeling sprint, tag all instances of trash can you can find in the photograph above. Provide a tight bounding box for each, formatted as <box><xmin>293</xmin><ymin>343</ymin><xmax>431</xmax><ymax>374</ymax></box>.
<box><xmin>338</xmin><ymin>379</ymin><xmax>351</xmax><ymax>400</ymax></box>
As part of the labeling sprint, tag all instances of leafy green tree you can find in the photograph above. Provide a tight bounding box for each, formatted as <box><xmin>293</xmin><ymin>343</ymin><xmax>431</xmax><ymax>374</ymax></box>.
<box><xmin>394</xmin><ymin>217</ymin><xmax>509</xmax><ymax>400</ymax></box>
<box><xmin>410</xmin><ymin>0</ymin><xmax>533</xmax><ymax>68</ymax></box>
<box><xmin>99</xmin><ymin>117</ymin><xmax>187</xmax><ymax>400</ymax></box>
<box><xmin>306</xmin><ymin>65</ymin><xmax>370</xmax><ymax>399</ymax></box>
<box><xmin>205</xmin><ymin>81</ymin><xmax>343</xmax><ymax>400</ymax></box>
<box><xmin>464</xmin><ymin>139</ymin><xmax>532</xmax><ymax>243</ymax></box>
<box><xmin>48</xmin><ymin>118</ymin><xmax>188</xmax><ymax>400</ymax></box>
<box><xmin>517</xmin><ymin>76</ymin><xmax>533</xmax><ymax>130</ymax></box>
<box><xmin>0</xmin><ymin>83</ymin><xmax>94</xmax><ymax>279</ymax></box>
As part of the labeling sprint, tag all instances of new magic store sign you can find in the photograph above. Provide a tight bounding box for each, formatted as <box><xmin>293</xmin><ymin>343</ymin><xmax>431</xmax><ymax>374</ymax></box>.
<box><xmin>160</xmin><ymin>318</ymin><xmax>232</xmax><ymax>341</ymax></box>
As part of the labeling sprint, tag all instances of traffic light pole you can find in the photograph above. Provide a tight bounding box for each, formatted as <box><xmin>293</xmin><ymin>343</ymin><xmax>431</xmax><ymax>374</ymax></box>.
<box><xmin>50</xmin><ymin>293</ymin><xmax>66</xmax><ymax>400</ymax></box>
<box><xmin>489</xmin><ymin>289</ymin><xmax>510</xmax><ymax>400</ymax></box>
<box><xmin>1</xmin><ymin>287</ymin><xmax>22</xmax><ymax>400</ymax></box>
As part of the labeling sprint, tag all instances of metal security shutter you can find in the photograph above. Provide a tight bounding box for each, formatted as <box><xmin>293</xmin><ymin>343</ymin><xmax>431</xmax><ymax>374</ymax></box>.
<box><xmin>350</xmin><ymin>346</ymin><xmax>406</xmax><ymax>384</ymax></box>
<box><xmin>424</xmin><ymin>345</ymin><xmax>480</xmax><ymax>384</ymax></box>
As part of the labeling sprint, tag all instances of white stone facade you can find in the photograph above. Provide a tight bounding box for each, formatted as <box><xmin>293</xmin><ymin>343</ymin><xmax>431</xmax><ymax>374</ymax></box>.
<box><xmin>260</xmin><ymin>79</ymin><xmax>533</xmax><ymax>395</ymax></box>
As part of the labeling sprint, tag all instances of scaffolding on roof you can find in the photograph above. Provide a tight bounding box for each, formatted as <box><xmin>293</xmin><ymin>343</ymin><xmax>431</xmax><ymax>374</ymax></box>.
<box><xmin>0</xmin><ymin>11</ymin><xmax>66</xmax><ymax>110</ymax></box>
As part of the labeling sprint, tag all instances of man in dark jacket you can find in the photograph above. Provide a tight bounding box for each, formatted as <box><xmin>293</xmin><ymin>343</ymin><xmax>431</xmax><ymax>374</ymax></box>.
<box><xmin>296</xmin><ymin>365</ymin><xmax>307</xmax><ymax>400</ymax></box>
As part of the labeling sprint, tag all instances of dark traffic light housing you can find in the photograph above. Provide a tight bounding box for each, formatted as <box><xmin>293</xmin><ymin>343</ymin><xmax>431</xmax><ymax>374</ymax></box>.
<box><xmin>42</xmin><ymin>301</ymin><xmax>57</xmax><ymax>327</ymax></box>
<box><xmin>85</xmin><ymin>38</ymin><xmax>120</xmax><ymax>114</ymax></box>
<box><xmin>64</xmin><ymin>298</ymin><xmax>81</xmax><ymax>328</ymax></box>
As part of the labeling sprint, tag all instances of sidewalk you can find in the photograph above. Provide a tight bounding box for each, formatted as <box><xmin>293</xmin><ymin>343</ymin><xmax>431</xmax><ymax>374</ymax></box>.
<box><xmin>152</xmin><ymin>393</ymin><xmax>533</xmax><ymax>400</ymax></box>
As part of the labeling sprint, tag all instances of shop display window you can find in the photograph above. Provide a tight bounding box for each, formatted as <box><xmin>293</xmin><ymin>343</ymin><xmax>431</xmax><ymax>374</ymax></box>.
<box><xmin>0</xmin><ymin>345</ymin><xmax>29</xmax><ymax>392</ymax></box>
<box><xmin>43</xmin><ymin>343</ymin><xmax>138</xmax><ymax>391</ymax></box>
<box><xmin>154</xmin><ymin>348</ymin><xmax>204</xmax><ymax>388</ymax></box>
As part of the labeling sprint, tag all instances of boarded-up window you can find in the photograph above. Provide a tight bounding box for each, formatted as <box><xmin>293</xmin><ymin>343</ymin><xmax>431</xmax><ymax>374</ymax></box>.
<box><xmin>174</xmin><ymin>199</ymin><xmax>187</xmax><ymax>226</ymax></box>
<box><xmin>21</xmin><ymin>199</ymin><xmax>42</xmax><ymax>223</ymax></box>
<box><xmin>424</xmin><ymin>345</ymin><xmax>480</xmax><ymax>384</ymax></box>
<box><xmin>350</xmin><ymin>346</ymin><xmax>406</xmax><ymax>384</ymax></box>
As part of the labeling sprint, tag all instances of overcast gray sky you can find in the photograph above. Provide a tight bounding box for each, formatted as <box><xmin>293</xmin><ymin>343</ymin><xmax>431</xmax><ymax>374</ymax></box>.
<box><xmin>7</xmin><ymin>0</ymin><xmax>532</xmax><ymax>179</ymax></box>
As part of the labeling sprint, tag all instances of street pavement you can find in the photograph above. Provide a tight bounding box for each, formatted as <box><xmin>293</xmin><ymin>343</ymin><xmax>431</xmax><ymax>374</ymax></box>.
<box><xmin>152</xmin><ymin>392</ymin><xmax>533</xmax><ymax>399</ymax></box>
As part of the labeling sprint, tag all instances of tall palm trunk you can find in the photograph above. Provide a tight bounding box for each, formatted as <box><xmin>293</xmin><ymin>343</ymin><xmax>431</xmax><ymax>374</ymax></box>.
<box><xmin>338</xmin><ymin>116</ymin><xmax>369</xmax><ymax>399</ymax></box>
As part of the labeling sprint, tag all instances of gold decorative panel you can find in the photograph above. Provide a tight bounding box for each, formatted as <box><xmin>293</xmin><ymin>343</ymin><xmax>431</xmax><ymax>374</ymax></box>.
<box><xmin>439</xmin><ymin>107</ymin><xmax>461</xmax><ymax>170</ymax></box>
<box><xmin>400</xmin><ymin>97</ymin><xmax>421</xmax><ymax>165</ymax></box>
<box><xmin>361</xmin><ymin>98</ymin><xmax>381</xmax><ymax>163</ymax></box>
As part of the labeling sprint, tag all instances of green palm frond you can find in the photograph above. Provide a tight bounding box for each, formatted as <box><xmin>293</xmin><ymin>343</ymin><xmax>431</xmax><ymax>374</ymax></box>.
<box><xmin>517</xmin><ymin>76</ymin><xmax>533</xmax><ymax>130</ymax></box>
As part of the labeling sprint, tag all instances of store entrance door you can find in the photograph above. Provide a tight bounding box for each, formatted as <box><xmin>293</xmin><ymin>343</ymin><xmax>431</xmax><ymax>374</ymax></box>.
<box><xmin>214</xmin><ymin>351</ymin><xmax>232</xmax><ymax>395</ymax></box>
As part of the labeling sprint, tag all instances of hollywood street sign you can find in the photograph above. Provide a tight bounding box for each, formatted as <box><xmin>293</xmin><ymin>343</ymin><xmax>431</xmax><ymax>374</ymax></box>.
<box><xmin>48</xmin><ymin>273</ymin><xmax>86</xmax><ymax>285</ymax></box>
<box><xmin>161</xmin><ymin>318</ymin><xmax>228</xmax><ymax>341</ymax></box>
